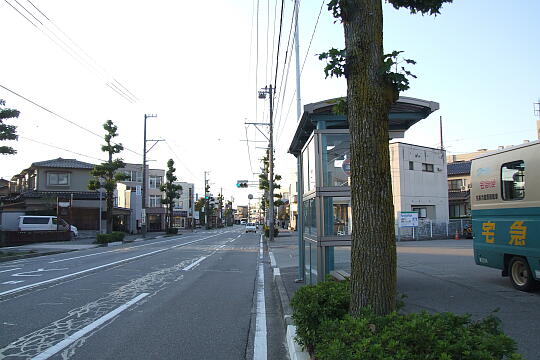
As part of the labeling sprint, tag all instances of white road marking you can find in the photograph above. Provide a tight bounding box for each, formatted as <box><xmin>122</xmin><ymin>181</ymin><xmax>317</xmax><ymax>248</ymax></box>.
<box><xmin>254</xmin><ymin>235</ymin><xmax>267</xmax><ymax>360</ymax></box>
<box><xmin>0</xmin><ymin>268</ymin><xmax>21</xmax><ymax>273</ymax></box>
<box><xmin>30</xmin><ymin>293</ymin><xmax>149</xmax><ymax>360</ymax></box>
<box><xmin>182</xmin><ymin>256</ymin><xmax>209</xmax><ymax>271</ymax></box>
<box><xmin>13</xmin><ymin>268</ymin><xmax>68</xmax><ymax>277</ymax></box>
<box><xmin>47</xmin><ymin>235</ymin><xmax>191</xmax><ymax>264</ymax></box>
<box><xmin>0</xmin><ymin>234</ymin><xmax>222</xmax><ymax>297</ymax></box>
<box><xmin>2</xmin><ymin>281</ymin><xmax>24</xmax><ymax>285</ymax></box>
<box><xmin>269</xmin><ymin>252</ymin><xmax>276</xmax><ymax>268</ymax></box>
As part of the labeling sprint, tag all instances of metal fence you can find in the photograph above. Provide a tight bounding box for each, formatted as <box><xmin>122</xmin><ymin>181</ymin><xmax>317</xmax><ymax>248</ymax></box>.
<box><xmin>396</xmin><ymin>218</ymin><xmax>472</xmax><ymax>241</ymax></box>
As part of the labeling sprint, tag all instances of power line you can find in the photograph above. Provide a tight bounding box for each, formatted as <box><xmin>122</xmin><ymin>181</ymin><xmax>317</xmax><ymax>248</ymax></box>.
<box><xmin>276</xmin><ymin>0</ymin><xmax>325</xmax><ymax>145</ymax></box>
<box><xmin>163</xmin><ymin>140</ymin><xmax>203</xmax><ymax>183</ymax></box>
<box><xmin>245</xmin><ymin>126</ymin><xmax>255</xmax><ymax>174</ymax></box>
<box><xmin>20</xmin><ymin>136</ymin><xmax>104</xmax><ymax>162</ymax></box>
<box><xmin>273</xmin><ymin>0</ymin><xmax>286</xmax><ymax>89</ymax></box>
<box><xmin>5</xmin><ymin>0</ymin><xmax>137</xmax><ymax>103</ymax></box>
<box><xmin>0</xmin><ymin>84</ymin><xmax>142</xmax><ymax>156</ymax></box>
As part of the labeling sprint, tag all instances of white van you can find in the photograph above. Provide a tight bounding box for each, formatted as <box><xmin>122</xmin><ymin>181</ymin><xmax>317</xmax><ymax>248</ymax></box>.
<box><xmin>18</xmin><ymin>216</ymin><xmax>78</xmax><ymax>237</ymax></box>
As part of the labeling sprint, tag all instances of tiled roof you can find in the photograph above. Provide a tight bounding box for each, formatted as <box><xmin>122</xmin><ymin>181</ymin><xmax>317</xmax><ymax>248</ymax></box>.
<box><xmin>3</xmin><ymin>190</ymin><xmax>100</xmax><ymax>201</ymax></box>
<box><xmin>447</xmin><ymin>161</ymin><xmax>471</xmax><ymax>176</ymax></box>
<box><xmin>32</xmin><ymin>158</ymin><xmax>95</xmax><ymax>169</ymax></box>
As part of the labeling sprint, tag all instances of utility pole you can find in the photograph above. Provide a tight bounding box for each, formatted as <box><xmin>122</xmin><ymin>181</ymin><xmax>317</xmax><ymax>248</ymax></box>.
<box><xmin>141</xmin><ymin>113</ymin><xmax>157</xmax><ymax>237</ymax></box>
<box><xmin>220</xmin><ymin>187</ymin><xmax>223</xmax><ymax>225</ymax></box>
<box><xmin>294</xmin><ymin>0</ymin><xmax>302</xmax><ymax>122</ymax></box>
<box><xmin>258</xmin><ymin>85</ymin><xmax>275</xmax><ymax>241</ymax></box>
<box><xmin>204</xmin><ymin>171</ymin><xmax>209</xmax><ymax>229</ymax></box>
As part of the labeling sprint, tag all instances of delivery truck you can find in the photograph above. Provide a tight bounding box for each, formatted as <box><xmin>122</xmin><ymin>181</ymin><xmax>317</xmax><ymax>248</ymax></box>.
<box><xmin>471</xmin><ymin>140</ymin><xmax>540</xmax><ymax>291</ymax></box>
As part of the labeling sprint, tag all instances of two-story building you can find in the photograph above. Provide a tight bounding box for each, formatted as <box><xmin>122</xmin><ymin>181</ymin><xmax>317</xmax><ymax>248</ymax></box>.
<box><xmin>2</xmin><ymin>158</ymin><xmax>100</xmax><ymax>229</ymax></box>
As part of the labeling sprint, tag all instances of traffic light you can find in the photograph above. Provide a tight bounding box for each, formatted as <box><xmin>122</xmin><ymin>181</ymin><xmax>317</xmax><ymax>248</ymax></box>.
<box><xmin>236</xmin><ymin>180</ymin><xmax>248</xmax><ymax>188</ymax></box>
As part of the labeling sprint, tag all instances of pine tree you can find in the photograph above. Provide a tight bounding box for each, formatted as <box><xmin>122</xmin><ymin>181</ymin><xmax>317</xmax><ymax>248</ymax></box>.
<box><xmin>0</xmin><ymin>99</ymin><xmax>20</xmax><ymax>155</ymax></box>
<box><xmin>160</xmin><ymin>159</ymin><xmax>182</xmax><ymax>232</ymax></box>
<box><xmin>88</xmin><ymin>120</ymin><xmax>127</xmax><ymax>234</ymax></box>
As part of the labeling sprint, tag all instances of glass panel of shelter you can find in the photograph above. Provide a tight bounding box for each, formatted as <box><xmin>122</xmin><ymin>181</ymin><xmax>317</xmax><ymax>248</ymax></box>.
<box><xmin>300</xmin><ymin>130</ymin><xmax>355</xmax><ymax>283</ymax></box>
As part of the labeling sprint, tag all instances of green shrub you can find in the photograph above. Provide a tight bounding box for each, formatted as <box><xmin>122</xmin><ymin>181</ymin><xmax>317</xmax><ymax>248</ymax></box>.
<box><xmin>111</xmin><ymin>231</ymin><xmax>125</xmax><ymax>242</ymax></box>
<box><xmin>263</xmin><ymin>226</ymin><xmax>279</xmax><ymax>238</ymax></box>
<box><xmin>290</xmin><ymin>279</ymin><xmax>350</xmax><ymax>354</ymax></box>
<box><xmin>315</xmin><ymin>311</ymin><xmax>523</xmax><ymax>360</ymax></box>
<box><xmin>95</xmin><ymin>233</ymin><xmax>113</xmax><ymax>244</ymax></box>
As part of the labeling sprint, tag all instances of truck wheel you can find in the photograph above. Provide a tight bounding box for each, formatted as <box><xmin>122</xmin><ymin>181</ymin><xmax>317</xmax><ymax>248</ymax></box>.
<box><xmin>509</xmin><ymin>257</ymin><xmax>536</xmax><ymax>292</ymax></box>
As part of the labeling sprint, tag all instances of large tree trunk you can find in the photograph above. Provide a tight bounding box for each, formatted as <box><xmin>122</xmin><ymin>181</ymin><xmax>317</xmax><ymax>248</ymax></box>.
<box><xmin>345</xmin><ymin>0</ymin><xmax>397</xmax><ymax>316</ymax></box>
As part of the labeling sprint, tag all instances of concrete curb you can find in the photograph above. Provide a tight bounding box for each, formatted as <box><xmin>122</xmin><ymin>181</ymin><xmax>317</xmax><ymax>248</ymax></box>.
<box><xmin>269</xmin><ymin>251</ymin><xmax>310</xmax><ymax>360</ymax></box>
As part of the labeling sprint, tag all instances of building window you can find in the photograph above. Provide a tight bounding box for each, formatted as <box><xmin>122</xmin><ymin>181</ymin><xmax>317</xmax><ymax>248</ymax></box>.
<box><xmin>412</xmin><ymin>207</ymin><xmax>427</xmax><ymax>218</ymax></box>
<box><xmin>47</xmin><ymin>172</ymin><xmax>70</xmax><ymax>186</ymax></box>
<box><xmin>123</xmin><ymin>170</ymin><xmax>141</xmax><ymax>182</ymax></box>
<box><xmin>501</xmin><ymin>160</ymin><xmax>525</xmax><ymax>200</ymax></box>
<box><xmin>149</xmin><ymin>195</ymin><xmax>162</xmax><ymax>207</ymax></box>
<box><xmin>149</xmin><ymin>176</ymin><xmax>163</xmax><ymax>189</ymax></box>
<box><xmin>409</xmin><ymin>161</ymin><xmax>414</xmax><ymax>170</ymax></box>
<box><xmin>448</xmin><ymin>179</ymin><xmax>463</xmax><ymax>190</ymax></box>
<box><xmin>421</xmin><ymin>163</ymin><xmax>434</xmax><ymax>172</ymax></box>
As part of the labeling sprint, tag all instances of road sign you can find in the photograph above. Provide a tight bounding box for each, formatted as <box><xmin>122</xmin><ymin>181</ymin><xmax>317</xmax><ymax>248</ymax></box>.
<box><xmin>399</xmin><ymin>211</ymin><xmax>418</xmax><ymax>227</ymax></box>
<box><xmin>248</xmin><ymin>194</ymin><xmax>253</xmax><ymax>199</ymax></box>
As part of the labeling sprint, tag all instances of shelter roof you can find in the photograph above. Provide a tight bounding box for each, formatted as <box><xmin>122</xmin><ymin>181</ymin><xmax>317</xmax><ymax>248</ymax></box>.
<box><xmin>288</xmin><ymin>96</ymin><xmax>439</xmax><ymax>156</ymax></box>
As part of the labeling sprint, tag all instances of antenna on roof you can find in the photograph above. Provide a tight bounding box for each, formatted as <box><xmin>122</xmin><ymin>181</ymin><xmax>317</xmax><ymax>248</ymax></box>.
<box><xmin>439</xmin><ymin>116</ymin><xmax>444</xmax><ymax>151</ymax></box>
<box><xmin>534</xmin><ymin>99</ymin><xmax>540</xmax><ymax>140</ymax></box>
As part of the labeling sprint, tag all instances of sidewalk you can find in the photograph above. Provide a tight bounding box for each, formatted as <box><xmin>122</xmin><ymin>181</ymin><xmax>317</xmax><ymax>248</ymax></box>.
<box><xmin>266</xmin><ymin>229</ymin><xmax>309</xmax><ymax>360</ymax></box>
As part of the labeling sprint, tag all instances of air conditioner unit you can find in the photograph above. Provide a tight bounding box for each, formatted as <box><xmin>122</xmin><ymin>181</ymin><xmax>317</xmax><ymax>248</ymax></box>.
<box><xmin>460</xmin><ymin>185</ymin><xmax>467</xmax><ymax>191</ymax></box>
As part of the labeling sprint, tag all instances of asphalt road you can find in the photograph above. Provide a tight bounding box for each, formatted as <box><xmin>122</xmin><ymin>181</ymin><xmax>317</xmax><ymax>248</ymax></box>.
<box><xmin>396</xmin><ymin>240</ymin><xmax>540</xmax><ymax>360</ymax></box>
<box><xmin>0</xmin><ymin>226</ymin><xmax>286</xmax><ymax>359</ymax></box>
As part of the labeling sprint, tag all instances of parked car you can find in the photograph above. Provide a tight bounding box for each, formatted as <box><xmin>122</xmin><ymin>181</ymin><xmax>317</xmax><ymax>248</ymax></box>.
<box><xmin>18</xmin><ymin>216</ymin><xmax>78</xmax><ymax>238</ymax></box>
<box><xmin>245</xmin><ymin>222</ymin><xmax>257</xmax><ymax>233</ymax></box>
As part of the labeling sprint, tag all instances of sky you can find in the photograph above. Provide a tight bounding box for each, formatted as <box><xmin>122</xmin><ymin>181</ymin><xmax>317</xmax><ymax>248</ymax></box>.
<box><xmin>1</xmin><ymin>0</ymin><xmax>539</xmax><ymax>207</ymax></box>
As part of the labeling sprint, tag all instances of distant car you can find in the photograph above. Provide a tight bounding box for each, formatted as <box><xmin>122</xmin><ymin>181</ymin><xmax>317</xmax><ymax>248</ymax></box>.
<box><xmin>245</xmin><ymin>223</ymin><xmax>257</xmax><ymax>233</ymax></box>
<box><xmin>240</xmin><ymin>220</ymin><xmax>247</xmax><ymax>225</ymax></box>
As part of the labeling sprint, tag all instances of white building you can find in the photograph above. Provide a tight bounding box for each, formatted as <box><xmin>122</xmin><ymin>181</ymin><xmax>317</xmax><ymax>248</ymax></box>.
<box><xmin>172</xmin><ymin>181</ymin><xmax>195</xmax><ymax>229</ymax></box>
<box><xmin>389</xmin><ymin>142</ymin><xmax>449</xmax><ymax>224</ymax></box>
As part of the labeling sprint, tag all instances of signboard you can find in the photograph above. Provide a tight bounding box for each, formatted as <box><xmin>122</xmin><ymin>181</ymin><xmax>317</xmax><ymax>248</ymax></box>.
<box><xmin>58</xmin><ymin>202</ymin><xmax>71</xmax><ymax>208</ymax></box>
<box><xmin>399</xmin><ymin>211</ymin><xmax>418</xmax><ymax>227</ymax></box>
<box><xmin>141</xmin><ymin>209</ymin><xmax>146</xmax><ymax>225</ymax></box>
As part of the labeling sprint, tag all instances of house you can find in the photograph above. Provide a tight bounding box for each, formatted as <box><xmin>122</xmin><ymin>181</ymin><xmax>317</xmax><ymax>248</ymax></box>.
<box><xmin>447</xmin><ymin>161</ymin><xmax>471</xmax><ymax>218</ymax></box>
<box><xmin>1</xmin><ymin>158</ymin><xmax>101</xmax><ymax>230</ymax></box>
<box><xmin>0</xmin><ymin>178</ymin><xmax>9</xmax><ymax>197</ymax></box>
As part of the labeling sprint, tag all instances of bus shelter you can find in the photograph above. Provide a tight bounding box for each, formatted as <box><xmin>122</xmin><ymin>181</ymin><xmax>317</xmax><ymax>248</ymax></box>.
<box><xmin>288</xmin><ymin>97</ymin><xmax>439</xmax><ymax>284</ymax></box>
